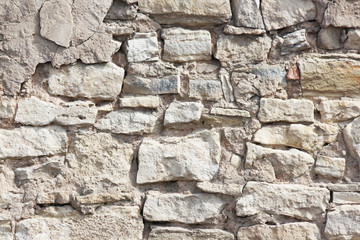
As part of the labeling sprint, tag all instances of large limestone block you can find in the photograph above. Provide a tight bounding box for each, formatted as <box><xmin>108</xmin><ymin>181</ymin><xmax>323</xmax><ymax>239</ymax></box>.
<box><xmin>0</xmin><ymin>126</ymin><xmax>67</xmax><ymax>159</ymax></box>
<box><xmin>0</xmin><ymin>97</ymin><xmax>16</xmax><ymax>119</ymax></box>
<box><xmin>137</xmin><ymin>130</ymin><xmax>220</xmax><ymax>184</ymax></box>
<box><xmin>344</xmin><ymin>117</ymin><xmax>360</xmax><ymax>163</ymax></box>
<box><xmin>16</xmin><ymin>206</ymin><xmax>143</xmax><ymax>240</ymax></box>
<box><xmin>149</xmin><ymin>226</ymin><xmax>234</xmax><ymax>240</ymax></box>
<box><xmin>164</xmin><ymin>101</ymin><xmax>204</xmax><ymax>125</ymax></box>
<box><xmin>56</xmin><ymin>101</ymin><xmax>98</xmax><ymax>126</ymax></box>
<box><xmin>162</xmin><ymin>28</ymin><xmax>211</xmax><ymax>62</ymax></box>
<box><xmin>333</xmin><ymin>192</ymin><xmax>360</xmax><ymax>205</ymax></box>
<box><xmin>66</xmin><ymin>133</ymin><xmax>133</xmax><ymax>184</ymax></box>
<box><xmin>314</xmin><ymin>155</ymin><xmax>346</xmax><ymax>179</ymax></box>
<box><xmin>324</xmin><ymin>205</ymin><xmax>360</xmax><ymax>239</ymax></box>
<box><xmin>48</xmin><ymin>62</ymin><xmax>124</xmax><ymax>100</ymax></box>
<box><xmin>246</xmin><ymin>143</ymin><xmax>314</xmax><ymax>181</ymax></box>
<box><xmin>125</xmin><ymin>32</ymin><xmax>159</xmax><ymax>62</ymax></box>
<box><xmin>232</xmin><ymin>0</ymin><xmax>264</xmax><ymax>29</ymax></box>
<box><xmin>143</xmin><ymin>192</ymin><xmax>225</xmax><ymax>224</ymax></box>
<box><xmin>319</xmin><ymin>99</ymin><xmax>360</xmax><ymax>122</ymax></box>
<box><xmin>258</xmin><ymin>98</ymin><xmax>314</xmax><ymax>123</ymax></box>
<box><xmin>323</xmin><ymin>0</ymin><xmax>360</xmax><ymax>28</ymax></box>
<box><xmin>124</xmin><ymin>75</ymin><xmax>180</xmax><ymax>95</ymax></box>
<box><xmin>95</xmin><ymin>109</ymin><xmax>158</xmax><ymax>135</ymax></box>
<box><xmin>189</xmin><ymin>80</ymin><xmax>223</xmax><ymax>101</ymax></box>
<box><xmin>138</xmin><ymin>0</ymin><xmax>232</xmax><ymax>26</ymax></box>
<box><xmin>261</xmin><ymin>0</ymin><xmax>316</xmax><ymax>30</ymax></box>
<box><xmin>237</xmin><ymin>222</ymin><xmax>321</xmax><ymax>240</ymax></box>
<box><xmin>236</xmin><ymin>182</ymin><xmax>330</xmax><ymax>220</ymax></box>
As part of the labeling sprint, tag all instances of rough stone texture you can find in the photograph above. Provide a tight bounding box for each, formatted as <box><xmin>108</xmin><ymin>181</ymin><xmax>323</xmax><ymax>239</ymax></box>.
<box><xmin>314</xmin><ymin>155</ymin><xmax>346</xmax><ymax>179</ymax></box>
<box><xmin>119</xmin><ymin>96</ymin><xmax>160</xmax><ymax>109</ymax></box>
<box><xmin>124</xmin><ymin>75</ymin><xmax>180</xmax><ymax>95</ymax></box>
<box><xmin>237</xmin><ymin>223</ymin><xmax>321</xmax><ymax>240</ymax></box>
<box><xmin>210</xmin><ymin>108</ymin><xmax>250</xmax><ymax>118</ymax></box>
<box><xmin>105</xmin><ymin>0</ymin><xmax>138</xmax><ymax>20</ymax></box>
<box><xmin>236</xmin><ymin>182</ymin><xmax>330</xmax><ymax>220</ymax></box>
<box><xmin>333</xmin><ymin>192</ymin><xmax>360</xmax><ymax>205</ymax></box>
<box><xmin>224</xmin><ymin>25</ymin><xmax>266</xmax><ymax>35</ymax></box>
<box><xmin>344</xmin><ymin>117</ymin><xmax>360</xmax><ymax>163</ymax></box>
<box><xmin>125</xmin><ymin>32</ymin><xmax>159</xmax><ymax>62</ymax></box>
<box><xmin>138</xmin><ymin>0</ymin><xmax>232</xmax><ymax>26</ymax></box>
<box><xmin>143</xmin><ymin>192</ymin><xmax>225</xmax><ymax>224</ymax></box>
<box><xmin>164</xmin><ymin>101</ymin><xmax>204</xmax><ymax>125</ymax></box>
<box><xmin>196</xmin><ymin>182</ymin><xmax>244</xmax><ymax>196</ymax></box>
<box><xmin>280</xmin><ymin>29</ymin><xmax>311</xmax><ymax>55</ymax></box>
<box><xmin>56</xmin><ymin>101</ymin><xmax>98</xmax><ymax>126</ymax></box>
<box><xmin>189</xmin><ymin>80</ymin><xmax>223</xmax><ymax>101</ymax></box>
<box><xmin>323</xmin><ymin>0</ymin><xmax>360</xmax><ymax>28</ymax></box>
<box><xmin>231</xmin><ymin>0</ymin><xmax>264</xmax><ymax>29</ymax></box>
<box><xmin>0</xmin><ymin>97</ymin><xmax>16</xmax><ymax>119</ymax></box>
<box><xmin>317</xmin><ymin>27</ymin><xmax>342</xmax><ymax>50</ymax></box>
<box><xmin>162</xmin><ymin>28</ymin><xmax>212</xmax><ymax>62</ymax></box>
<box><xmin>344</xmin><ymin>29</ymin><xmax>360</xmax><ymax>50</ymax></box>
<box><xmin>0</xmin><ymin>215</ymin><xmax>12</xmax><ymax>240</ymax></box>
<box><xmin>258</xmin><ymin>98</ymin><xmax>314</xmax><ymax>123</ymax></box>
<box><xmin>319</xmin><ymin>99</ymin><xmax>360</xmax><ymax>122</ymax></box>
<box><xmin>137</xmin><ymin>130</ymin><xmax>220</xmax><ymax>184</ymax></box>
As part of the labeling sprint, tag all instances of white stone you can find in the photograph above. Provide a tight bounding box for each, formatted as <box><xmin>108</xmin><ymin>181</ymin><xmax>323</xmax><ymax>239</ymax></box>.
<box><xmin>210</xmin><ymin>108</ymin><xmax>250</xmax><ymax>118</ymax></box>
<box><xmin>164</xmin><ymin>101</ymin><xmax>203</xmax><ymax>125</ymax></box>
<box><xmin>95</xmin><ymin>109</ymin><xmax>158</xmax><ymax>135</ymax></box>
<box><xmin>232</xmin><ymin>0</ymin><xmax>264</xmax><ymax>29</ymax></box>
<box><xmin>162</xmin><ymin>28</ymin><xmax>212</xmax><ymax>62</ymax></box>
<box><xmin>119</xmin><ymin>96</ymin><xmax>160</xmax><ymax>109</ymax></box>
<box><xmin>333</xmin><ymin>192</ymin><xmax>360</xmax><ymax>205</ymax></box>
<box><xmin>344</xmin><ymin>117</ymin><xmax>360</xmax><ymax>163</ymax></box>
<box><xmin>137</xmin><ymin>130</ymin><xmax>220</xmax><ymax>184</ymax></box>
<box><xmin>258</xmin><ymin>98</ymin><xmax>314</xmax><ymax>123</ymax></box>
<box><xmin>236</xmin><ymin>182</ymin><xmax>330</xmax><ymax>220</ymax></box>
<box><xmin>196</xmin><ymin>182</ymin><xmax>244</xmax><ymax>196</ymax></box>
<box><xmin>189</xmin><ymin>80</ymin><xmax>223</xmax><ymax>101</ymax></box>
<box><xmin>143</xmin><ymin>192</ymin><xmax>225</xmax><ymax>224</ymax></box>
<box><xmin>0</xmin><ymin>97</ymin><xmax>16</xmax><ymax>119</ymax></box>
<box><xmin>125</xmin><ymin>32</ymin><xmax>159</xmax><ymax>62</ymax></box>
<box><xmin>0</xmin><ymin>126</ymin><xmax>67</xmax><ymax>159</ymax></box>
<box><xmin>319</xmin><ymin>99</ymin><xmax>360</xmax><ymax>122</ymax></box>
<box><xmin>56</xmin><ymin>101</ymin><xmax>98</xmax><ymax>126</ymax></box>
<box><xmin>280</xmin><ymin>29</ymin><xmax>311</xmax><ymax>55</ymax></box>
<box><xmin>314</xmin><ymin>155</ymin><xmax>346</xmax><ymax>179</ymax></box>
<box><xmin>124</xmin><ymin>75</ymin><xmax>180</xmax><ymax>95</ymax></box>
<box><xmin>0</xmin><ymin>219</ymin><xmax>12</xmax><ymax>240</ymax></box>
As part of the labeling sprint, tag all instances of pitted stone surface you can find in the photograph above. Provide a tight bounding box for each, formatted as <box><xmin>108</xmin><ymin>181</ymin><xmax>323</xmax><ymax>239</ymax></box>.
<box><xmin>325</xmin><ymin>205</ymin><xmax>360</xmax><ymax>239</ymax></box>
<box><xmin>164</xmin><ymin>101</ymin><xmax>204</xmax><ymax>125</ymax></box>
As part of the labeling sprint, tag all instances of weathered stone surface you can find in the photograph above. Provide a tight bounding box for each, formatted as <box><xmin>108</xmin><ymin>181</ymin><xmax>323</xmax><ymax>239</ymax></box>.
<box><xmin>323</xmin><ymin>0</ymin><xmax>360</xmax><ymax>28</ymax></box>
<box><xmin>95</xmin><ymin>109</ymin><xmax>158</xmax><ymax>135</ymax></box>
<box><xmin>210</xmin><ymin>108</ymin><xmax>250</xmax><ymax>118</ymax></box>
<box><xmin>138</xmin><ymin>0</ymin><xmax>232</xmax><ymax>26</ymax></box>
<box><xmin>48</xmin><ymin>62</ymin><xmax>124</xmax><ymax>100</ymax></box>
<box><xmin>36</xmin><ymin>192</ymin><xmax>70</xmax><ymax>205</ymax></box>
<box><xmin>0</xmin><ymin>97</ymin><xmax>16</xmax><ymax>119</ymax></box>
<box><xmin>236</xmin><ymin>182</ymin><xmax>330</xmax><ymax>220</ymax></box>
<box><xmin>287</xmin><ymin>65</ymin><xmax>300</xmax><ymax>80</ymax></box>
<box><xmin>16</xmin><ymin>206</ymin><xmax>143</xmax><ymax>240</ymax></box>
<box><xmin>344</xmin><ymin>117</ymin><xmax>360</xmax><ymax>163</ymax></box>
<box><xmin>215</xmin><ymin>35</ymin><xmax>272</xmax><ymax>64</ymax></box>
<box><xmin>162</xmin><ymin>28</ymin><xmax>211</xmax><ymax>62</ymax></box>
<box><xmin>232</xmin><ymin>0</ymin><xmax>264</xmax><ymax>29</ymax></box>
<box><xmin>223</xmin><ymin>25</ymin><xmax>266</xmax><ymax>35</ymax></box>
<box><xmin>189</xmin><ymin>80</ymin><xmax>223</xmax><ymax>101</ymax></box>
<box><xmin>125</xmin><ymin>32</ymin><xmax>159</xmax><ymax>62</ymax></box>
<box><xmin>237</xmin><ymin>223</ymin><xmax>321</xmax><ymax>240</ymax></box>
<box><xmin>39</xmin><ymin>0</ymin><xmax>73</xmax><ymax>47</ymax></box>
<box><xmin>0</xmin><ymin>216</ymin><xmax>12</xmax><ymax>240</ymax></box>
<box><xmin>333</xmin><ymin>192</ymin><xmax>360</xmax><ymax>205</ymax></box>
<box><xmin>137</xmin><ymin>130</ymin><xmax>220</xmax><ymax>184</ymax></box>
<box><xmin>258</xmin><ymin>98</ymin><xmax>314</xmax><ymax>123</ymax></box>
<box><xmin>149</xmin><ymin>226</ymin><xmax>235</xmax><ymax>240</ymax></box>
<box><xmin>0</xmin><ymin>126</ymin><xmax>67</xmax><ymax>159</ymax></box>
<box><xmin>120</xmin><ymin>96</ymin><xmax>160</xmax><ymax>109</ymax></box>
<box><xmin>319</xmin><ymin>99</ymin><xmax>360</xmax><ymax>122</ymax></box>
<box><xmin>196</xmin><ymin>182</ymin><xmax>244</xmax><ymax>196</ymax></box>
<box><xmin>164</xmin><ymin>101</ymin><xmax>204</xmax><ymax>125</ymax></box>
<box><xmin>124</xmin><ymin>75</ymin><xmax>180</xmax><ymax>95</ymax></box>
<box><xmin>246</xmin><ymin>143</ymin><xmax>314</xmax><ymax>181</ymax></box>
<box><xmin>344</xmin><ymin>29</ymin><xmax>360</xmax><ymax>50</ymax></box>
<box><xmin>105</xmin><ymin>0</ymin><xmax>138</xmax><ymax>20</ymax></box>
<box><xmin>74</xmin><ymin>192</ymin><xmax>132</xmax><ymax>205</ymax></box>
<box><xmin>143</xmin><ymin>192</ymin><xmax>225</xmax><ymax>223</ymax></box>
<box><xmin>280</xmin><ymin>29</ymin><xmax>311</xmax><ymax>55</ymax></box>
<box><xmin>261</xmin><ymin>0</ymin><xmax>316</xmax><ymax>30</ymax></box>
<box><xmin>56</xmin><ymin>101</ymin><xmax>97</xmax><ymax>126</ymax></box>
<box><xmin>324</xmin><ymin>205</ymin><xmax>360</xmax><ymax>239</ymax></box>
<box><xmin>317</xmin><ymin>27</ymin><xmax>342</xmax><ymax>50</ymax></box>
<box><xmin>314</xmin><ymin>155</ymin><xmax>346</xmax><ymax>179</ymax></box>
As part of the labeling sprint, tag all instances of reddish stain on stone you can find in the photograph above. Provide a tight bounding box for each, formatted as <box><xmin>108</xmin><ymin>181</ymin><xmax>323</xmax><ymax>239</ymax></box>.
<box><xmin>287</xmin><ymin>65</ymin><xmax>300</xmax><ymax>80</ymax></box>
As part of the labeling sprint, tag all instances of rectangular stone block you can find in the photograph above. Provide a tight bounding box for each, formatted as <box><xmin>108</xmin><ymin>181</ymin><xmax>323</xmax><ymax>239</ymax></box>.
<box><xmin>123</xmin><ymin>75</ymin><xmax>180</xmax><ymax>95</ymax></box>
<box><xmin>333</xmin><ymin>192</ymin><xmax>360</xmax><ymax>205</ymax></box>
<box><xmin>125</xmin><ymin>32</ymin><xmax>159</xmax><ymax>62</ymax></box>
<box><xmin>56</xmin><ymin>101</ymin><xmax>98</xmax><ymax>126</ymax></box>
<box><xmin>119</xmin><ymin>96</ymin><xmax>160</xmax><ymax>109</ymax></box>
<box><xmin>164</xmin><ymin>101</ymin><xmax>204</xmax><ymax>125</ymax></box>
<box><xmin>210</xmin><ymin>107</ymin><xmax>250</xmax><ymax>118</ymax></box>
<box><xmin>314</xmin><ymin>155</ymin><xmax>346</xmax><ymax>179</ymax></box>
<box><xmin>149</xmin><ymin>226</ymin><xmax>234</xmax><ymax>240</ymax></box>
<box><xmin>325</xmin><ymin>205</ymin><xmax>360</xmax><ymax>239</ymax></box>
<box><xmin>189</xmin><ymin>80</ymin><xmax>223</xmax><ymax>101</ymax></box>
<box><xmin>232</xmin><ymin>0</ymin><xmax>264</xmax><ymax>29</ymax></box>
<box><xmin>319</xmin><ymin>99</ymin><xmax>360</xmax><ymax>122</ymax></box>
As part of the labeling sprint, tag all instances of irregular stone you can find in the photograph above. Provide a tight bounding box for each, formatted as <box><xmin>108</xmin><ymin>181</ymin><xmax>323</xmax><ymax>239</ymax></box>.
<box><xmin>317</xmin><ymin>27</ymin><xmax>342</xmax><ymax>50</ymax></box>
<box><xmin>143</xmin><ymin>192</ymin><xmax>225</xmax><ymax>224</ymax></box>
<box><xmin>219</xmin><ymin>68</ymin><xmax>234</xmax><ymax>102</ymax></box>
<box><xmin>56</xmin><ymin>101</ymin><xmax>98</xmax><ymax>126</ymax></box>
<box><xmin>125</xmin><ymin>32</ymin><xmax>159</xmax><ymax>62</ymax></box>
<box><xmin>36</xmin><ymin>192</ymin><xmax>71</xmax><ymax>205</ymax></box>
<box><xmin>210</xmin><ymin>108</ymin><xmax>250</xmax><ymax>118</ymax></box>
<box><xmin>162</xmin><ymin>28</ymin><xmax>211</xmax><ymax>62</ymax></box>
<box><xmin>119</xmin><ymin>96</ymin><xmax>160</xmax><ymax>109</ymax></box>
<box><xmin>258</xmin><ymin>98</ymin><xmax>314</xmax><ymax>123</ymax></box>
<box><xmin>0</xmin><ymin>97</ymin><xmax>16</xmax><ymax>119</ymax></box>
<box><xmin>149</xmin><ymin>226</ymin><xmax>235</xmax><ymax>240</ymax></box>
<box><xmin>280</xmin><ymin>29</ymin><xmax>311</xmax><ymax>55</ymax></box>
<box><xmin>189</xmin><ymin>80</ymin><xmax>223</xmax><ymax>101</ymax></box>
<box><xmin>323</xmin><ymin>0</ymin><xmax>360</xmax><ymax>28</ymax></box>
<box><xmin>0</xmin><ymin>126</ymin><xmax>67</xmax><ymax>159</ymax></box>
<box><xmin>138</xmin><ymin>0</ymin><xmax>232</xmax><ymax>26</ymax></box>
<box><xmin>39</xmin><ymin>0</ymin><xmax>73</xmax><ymax>47</ymax></box>
<box><xmin>164</xmin><ymin>101</ymin><xmax>203</xmax><ymax>125</ymax></box>
<box><xmin>333</xmin><ymin>192</ymin><xmax>360</xmax><ymax>205</ymax></box>
<box><xmin>75</xmin><ymin>192</ymin><xmax>132</xmax><ymax>205</ymax></box>
<box><xmin>261</xmin><ymin>0</ymin><xmax>316</xmax><ymax>30</ymax></box>
<box><xmin>16</xmin><ymin>206</ymin><xmax>143</xmax><ymax>240</ymax></box>
<box><xmin>124</xmin><ymin>75</ymin><xmax>180</xmax><ymax>95</ymax></box>
<box><xmin>344</xmin><ymin>29</ymin><xmax>360</xmax><ymax>50</ymax></box>
<box><xmin>137</xmin><ymin>130</ymin><xmax>220</xmax><ymax>184</ymax></box>
<box><xmin>0</xmin><ymin>217</ymin><xmax>12</xmax><ymax>240</ymax></box>
<box><xmin>196</xmin><ymin>182</ymin><xmax>244</xmax><ymax>196</ymax></box>
<box><xmin>105</xmin><ymin>0</ymin><xmax>138</xmax><ymax>20</ymax></box>
<box><xmin>232</xmin><ymin>0</ymin><xmax>264</xmax><ymax>29</ymax></box>
<box><xmin>246</xmin><ymin>143</ymin><xmax>314</xmax><ymax>181</ymax></box>
<box><xmin>236</xmin><ymin>182</ymin><xmax>330</xmax><ymax>220</ymax></box>
<box><xmin>47</xmin><ymin>62</ymin><xmax>124</xmax><ymax>100</ymax></box>
<box><xmin>237</xmin><ymin>222</ymin><xmax>321</xmax><ymax>240</ymax></box>
<box><xmin>324</xmin><ymin>205</ymin><xmax>360</xmax><ymax>239</ymax></box>
<box><xmin>95</xmin><ymin>109</ymin><xmax>158</xmax><ymax>135</ymax></box>
<box><xmin>66</xmin><ymin>133</ymin><xmax>133</xmax><ymax>185</ymax></box>
<box><xmin>344</xmin><ymin>117</ymin><xmax>360</xmax><ymax>163</ymax></box>
<box><xmin>319</xmin><ymin>99</ymin><xmax>360</xmax><ymax>122</ymax></box>
<box><xmin>223</xmin><ymin>25</ymin><xmax>266</xmax><ymax>35</ymax></box>
<box><xmin>314</xmin><ymin>155</ymin><xmax>346</xmax><ymax>179</ymax></box>
<box><xmin>215</xmin><ymin>35</ymin><xmax>272</xmax><ymax>64</ymax></box>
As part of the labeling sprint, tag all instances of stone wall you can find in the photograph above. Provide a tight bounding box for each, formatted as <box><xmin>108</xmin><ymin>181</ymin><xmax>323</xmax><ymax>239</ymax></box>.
<box><xmin>1</xmin><ymin>0</ymin><xmax>360</xmax><ymax>239</ymax></box>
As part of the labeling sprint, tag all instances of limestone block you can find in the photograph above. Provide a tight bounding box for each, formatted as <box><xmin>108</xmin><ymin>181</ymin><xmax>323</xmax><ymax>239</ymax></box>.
<box><xmin>0</xmin><ymin>126</ymin><xmax>67</xmax><ymax>159</ymax></box>
<box><xmin>314</xmin><ymin>156</ymin><xmax>346</xmax><ymax>179</ymax></box>
<box><xmin>47</xmin><ymin>62</ymin><xmax>124</xmax><ymax>100</ymax></box>
<box><xmin>125</xmin><ymin>32</ymin><xmax>159</xmax><ymax>62</ymax></box>
<box><xmin>344</xmin><ymin>29</ymin><xmax>360</xmax><ymax>50</ymax></box>
<box><xmin>75</xmin><ymin>192</ymin><xmax>132</xmax><ymax>205</ymax></box>
<box><xmin>119</xmin><ymin>96</ymin><xmax>160</xmax><ymax>109</ymax></box>
<box><xmin>236</xmin><ymin>182</ymin><xmax>330</xmax><ymax>220</ymax></box>
<box><xmin>56</xmin><ymin>101</ymin><xmax>97</xmax><ymax>126</ymax></box>
<box><xmin>189</xmin><ymin>80</ymin><xmax>223</xmax><ymax>101</ymax></box>
<box><xmin>323</xmin><ymin>0</ymin><xmax>360</xmax><ymax>28</ymax></box>
<box><xmin>149</xmin><ymin>226</ymin><xmax>235</xmax><ymax>240</ymax></box>
<box><xmin>232</xmin><ymin>0</ymin><xmax>264</xmax><ymax>29</ymax></box>
<box><xmin>237</xmin><ymin>222</ymin><xmax>321</xmax><ymax>240</ymax></box>
<box><xmin>95</xmin><ymin>109</ymin><xmax>158</xmax><ymax>135</ymax></box>
<box><xmin>317</xmin><ymin>27</ymin><xmax>342</xmax><ymax>50</ymax></box>
<box><xmin>0</xmin><ymin>97</ymin><xmax>16</xmax><ymax>119</ymax></box>
<box><xmin>196</xmin><ymin>182</ymin><xmax>244</xmax><ymax>196</ymax></box>
<box><xmin>280</xmin><ymin>29</ymin><xmax>311</xmax><ymax>55</ymax></box>
<box><xmin>164</xmin><ymin>101</ymin><xmax>203</xmax><ymax>125</ymax></box>
<box><xmin>261</xmin><ymin>0</ymin><xmax>316</xmax><ymax>30</ymax></box>
<box><xmin>0</xmin><ymin>217</ymin><xmax>12</xmax><ymax>240</ymax></box>
<box><xmin>258</xmin><ymin>98</ymin><xmax>314</xmax><ymax>123</ymax></box>
<box><xmin>105</xmin><ymin>0</ymin><xmax>138</xmax><ymax>20</ymax></box>
<box><xmin>162</xmin><ymin>28</ymin><xmax>211</xmax><ymax>62</ymax></box>
<box><xmin>36</xmin><ymin>192</ymin><xmax>71</xmax><ymax>205</ymax></box>
<box><xmin>210</xmin><ymin>108</ymin><xmax>251</xmax><ymax>118</ymax></box>
<box><xmin>137</xmin><ymin>130</ymin><xmax>220</xmax><ymax>184</ymax></box>
<box><xmin>138</xmin><ymin>0</ymin><xmax>232</xmax><ymax>26</ymax></box>
<box><xmin>319</xmin><ymin>99</ymin><xmax>360</xmax><ymax>122</ymax></box>
<box><xmin>344</xmin><ymin>117</ymin><xmax>360</xmax><ymax>163</ymax></box>
<box><xmin>223</xmin><ymin>25</ymin><xmax>266</xmax><ymax>35</ymax></box>
<box><xmin>333</xmin><ymin>192</ymin><xmax>360</xmax><ymax>205</ymax></box>
<box><xmin>123</xmin><ymin>75</ymin><xmax>180</xmax><ymax>95</ymax></box>
<box><xmin>143</xmin><ymin>192</ymin><xmax>225</xmax><ymax>224</ymax></box>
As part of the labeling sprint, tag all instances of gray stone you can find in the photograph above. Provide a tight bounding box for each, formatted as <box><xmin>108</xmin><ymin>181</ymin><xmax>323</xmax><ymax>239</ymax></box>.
<box><xmin>125</xmin><ymin>32</ymin><xmax>159</xmax><ymax>62</ymax></box>
<box><xmin>314</xmin><ymin>155</ymin><xmax>346</xmax><ymax>179</ymax></box>
<box><xmin>344</xmin><ymin>29</ymin><xmax>360</xmax><ymax>50</ymax></box>
<box><xmin>119</xmin><ymin>96</ymin><xmax>160</xmax><ymax>109</ymax></box>
<box><xmin>137</xmin><ymin>130</ymin><xmax>220</xmax><ymax>184</ymax></box>
<box><xmin>323</xmin><ymin>0</ymin><xmax>360</xmax><ymax>28</ymax></box>
<box><xmin>143</xmin><ymin>192</ymin><xmax>225</xmax><ymax>224</ymax></box>
<box><xmin>56</xmin><ymin>101</ymin><xmax>98</xmax><ymax>126</ymax></box>
<box><xmin>0</xmin><ymin>97</ymin><xmax>16</xmax><ymax>119</ymax></box>
<box><xmin>189</xmin><ymin>80</ymin><xmax>223</xmax><ymax>101</ymax></box>
<box><xmin>344</xmin><ymin>117</ymin><xmax>360</xmax><ymax>163</ymax></box>
<box><xmin>219</xmin><ymin>68</ymin><xmax>235</xmax><ymax>102</ymax></box>
<box><xmin>232</xmin><ymin>0</ymin><xmax>264</xmax><ymax>29</ymax></box>
<box><xmin>164</xmin><ymin>101</ymin><xmax>204</xmax><ymax>125</ymax></box>
<box><xmin>236</xmin><ymin>182</ymin><xmax>330</xmax><ymax>220</ymax></box>
<box><xmin>317</xmin><ymin>27</ymin><xmax>342</xmax><ymax>50</ymax></box>
<box><xmin>162</xmin><ymin>28</ymin><xmax>212</xmax><ymax>62</ymax></box>
<box><xmin>333</xmin><ymin>192</ymin><xmax>360</xmax><ymax>205</ymax></box>
<box><xmin>319</xmin><ymin>99</ymin><xmax>360</xmax><ymax>122</ymax></box>
<box><xmin>105</xmin><ymin>0</ymin><xmax>138</xmax><ymax>20</ymax></box>
<box><xmin>280</xmin><ymin>29</ymin><xmax>311</xmax><ymax>55</ymax></box>
<box><xmin>124</xmin><ymin>75</ymin><xmax>180</xmax><ymax>95</ymax></box>
<box><xmin>223</xmin><ymin>25</ymin><xmax>266</xmax><ymax>35</ymax></box>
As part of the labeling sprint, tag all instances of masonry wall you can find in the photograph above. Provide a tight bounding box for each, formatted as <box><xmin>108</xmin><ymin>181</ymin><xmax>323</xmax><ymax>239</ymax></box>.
<box><xmin>1</xmin><ymin>0</ymin><xmax>360</xmax><ymax>239</ymax></box>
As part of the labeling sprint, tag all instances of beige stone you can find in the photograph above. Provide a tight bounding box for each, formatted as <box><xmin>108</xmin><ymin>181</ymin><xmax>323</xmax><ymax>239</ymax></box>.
<box><xmin>164</xmin><ymin>101</ymin><xmax>204</xmax><ymax>125</ymax></box>
<box><xmin>232</xmin><ymin>0</ymin><xmax>264</xmax><ymax>29</ymax></box>
<box><xmin>223</xmin><ymin>25</ymin><xmax>266</xmax><ymax>35</ymax></box>
<box><xmin>75</xmin><ymin>192</ymin><xmax>132</xmax><ymax>205</ymax></box>
<box><xmin>210</xmin><ymin>108</ymin><xmax>250</xmax><ymax>118</ymax></box>
<box><xmin>125</xmin><ymin>32</ymin><xmax>159</xmax><ymax>62</ymax></box>
<box><xmin>344</xmin><ymin>29</ymin><xmax>360</xmax><ymax>50</ymax></box>
<box><xmin>0</xmin><ymin>97</ymin><xmax>16</xmax><ymax>119</ymax></box>
<box><xmin>317</xmin><ymin>27</ymin><xmax>342</xmax><ymax>50</ymax></box>
<box><xmin>36</xmin><ymin>192</ymin><xmax>71</xmax><ymax>205</ymax></box>
<box><xmin>196</xmin><ymin>182</ymin><xmax>244</xmax><ymax>196</ymax></box>
<box><xmin>56</xmin><ymin>101</ymin><xmax>98</xmax><ymax>126</ymax></box>
<box><xmin>280</xmin><ymin>29</ymin><xmax>311</xmax><ymax>55</ymax></box>
<box><xmin>333</xmin><ymin>192</ymin><xmax>360</xmax><ymax>205</ymax></box>
<box><xmin>189</xmin><ymin>80</ymin><xmax>223</xmax><ymax>101</ymax></box>
<box><xmin>0</xmin><ymin>218</ymin><xmax>12</xmax><ymax>240</ymax></box>
<box><xmin>323</xmin><ymin>0</ymin><xmax>360</xmax><ymax>28</ymax></box>
<box><xmin>119</xmin><ymin>96</ymin><xmax>160</xmax><ymax>109</ymax></box>
<box><xmin>314</xmin><ymin>155</ymin><xmax>346</xmax><ymax>179</ymax></box>
<box><xmin>344</xmin><ymin>117</ymin><xmax>360</xmax><ymax>163</ymax></box>
<box><xmin>319</xmin><ymin>99</ymin><xmax>360</xmax><ymax>122</ymax></box>
<box><xmin>105</xmin><ymin>0</ymin><xmax>138</xmax><ymax>20</ymax></box>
